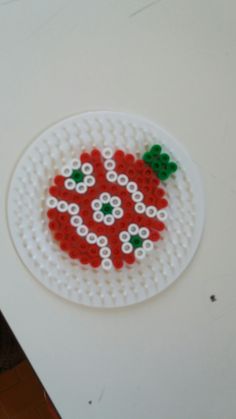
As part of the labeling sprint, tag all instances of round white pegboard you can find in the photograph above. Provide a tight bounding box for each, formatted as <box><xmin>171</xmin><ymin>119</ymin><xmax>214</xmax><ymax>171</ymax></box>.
<box><xmin>7</xmin><ymin>112</ymin><xmax>204</xmax><ymax>308</ymax></box>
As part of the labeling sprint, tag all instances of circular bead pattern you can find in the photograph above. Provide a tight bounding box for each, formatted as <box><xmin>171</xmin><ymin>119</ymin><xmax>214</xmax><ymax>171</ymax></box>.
<box><xmin>8</xmin><ymin>111</ymin><xmax>204</xmax><ymax>309</ymax></box>
<box><xmin>46</xmin><ymin>147</ymin><xmax>170</xmax><ymax>271</ymax></box>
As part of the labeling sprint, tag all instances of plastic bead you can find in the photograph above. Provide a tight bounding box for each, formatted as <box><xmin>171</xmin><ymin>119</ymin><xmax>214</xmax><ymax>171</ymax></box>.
<box><xmin>100</xmin><ymin>192</ymin><xmax>111</xmax><ymax>203</ymax></box>
<box><xmin>101</xmin><ymin>258</ymin><xmax>113</xmax><ymax>271</ymax></box>
<box><xmin>121</xmin><ymin>242</ymin><xmax>133</xmax><ymax>254</ymax></box>
<box><xmin>82</xmin><ymin>163</ymin><xmax>93</xmax><ymax>175</ymax></box>
<box><xmin>57</xmin><ymin>201</ymin><xmax>68</xmax><ymax>212</ymax></box>
<box><xmin>104</xmin><ymin>214</ymin><xmax>114</xmax><ymax>225</ymax></box>
<box><xmin>70</xmin><ymin>215</ymin><xmax>82</xmax><ymax>227</ymax></box>
<box><xmin>86</xmin><ymin>232</ymin><xmax>97</xmax><ymax>244</ymax></box>
<box><xmin>130</xmin><ymin>235</ymin><xmax>143</xmax><ymax>249</ymax></box>
<box><xmin>61</xmin><ymin>165</ymin><xmax>72</xmax><ymax>177</ymax></box>
<box><xmin>127</xmin><ymin>181</ymin><xmax>138</xmax><ymax>193</ymax></box>
<box><xmin>91</xmin><ymin>199</ymin><xmax>101</xmax><ymax>211</ymax></box>
<box><xmin>84</xmin><ymin>175</ymin><xmax>95</xmax><ymax>187</ymax></box>
<box><xmin>128</xmin><ymin>223</ymin><xmax>139</xmax><ymax>235</ymax></box>
<box><xmin>70</xmin><ymin>159</ymin><xmax>81</xmax><ymax>170</ymax></box>
<box><xmin>102</xmin><ymin>147</ymin><xmax>113</xmax><ymax>159</ymax></box>
<box><xmin>132</xmin><ymin>191</ymin><xmax>144</xmax><ymax>202</ymax></box>
<box><xmin>99</xmin><ymin>246</ymin><xmax>111</xmax><ymax>259</ymax></box>
<box><xmin>157</xmin><ymin>209</ymin><xmax>168</xmax><ymax>221</ymax></box>
<box><xmin>76</xmin><ymin>182</ymin><xmax>87</xmax><ymax>194</ymax></box>
<box><xmin>146</xmin><ymin>206</ymin><xmax>157</xmax><ymax>218</ymax></box>
<box><xmin>143</xmin><ymin>152</ymin><xmax>152</xmax><ymax>164</ymax></box>
<box><xmin>106</xmin><ymin>171</ymin><xmax>117</xmax><ymax>183</ymax></box>
<box><xmin>134</xmin><ymin>248</ymin><xmax>146</xmax><ymax>260</ymax></box>
<box><xmin>65</xmin><ymin>178</ymin><xmax>76</xmax><ymax>190</ymax></box>
<box><xmin>68</xmin><ymin>203</ymin><xmax>79</xmax><ymax>215</ymax></box>
<box><xmin>97</xmin><ymin>236</ymin><xmax>108</xmax><ymax>247</ymax></box>
<box><xmin>104</xmin><ymin>159</ymin><xmax>116</xmax><ymax>171</ymax></box>
<box><xmin>150</xmin><ymin>144</ymin><xmax>162</xmax><ymax>156</ymax></box>
<box><xmin>110</xmin><ymin>196</ymin><xmax>121</xmax><ymax>207</ymax></box>
<box><xmin>93</xmin><ymin>211</ymin><xmax>104</xmax><ymax>223</ymax></box>
<box><xmin>143</xmin><ymin>239</ymin><xmax>153</xmax><ymax>252</ymax></box>
<box><xmin>139</xmin><ymin>227</ymin><xmax>149</xmax><ymax>239</ymax></box>
<box><xmin>117</xmin><ymin>174</ymin><xmax>129</xmax><ymax>186</ymax></box>
<box><xmin>46</xmin><ymin>197</ymin><xmax>58</xmax><ymax>208</ymax></box>
<box><xmin>135</xmin><ymin>202</ymin><xmax>146</xmax><ymax>214</ymax></box>
<box><xmin>76</xmin><ymin>225</ymin><xmax>88</xmax><ymax>237</ymax></box>
<box><xmin>119</xmin><ymin>231</ymin><xmax>130</xmax><ymax>242</ymax></box>
<box><xmin>113</xmin><ymin>207</ymin><xmax>123</xmax><ymax>219</ymax></box>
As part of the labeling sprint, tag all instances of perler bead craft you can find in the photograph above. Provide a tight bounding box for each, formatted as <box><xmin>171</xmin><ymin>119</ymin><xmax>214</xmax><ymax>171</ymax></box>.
<box><xmin>46</xmin><ymin>145</ymin><xmax>177</xmax><ymax>271</ymax></box>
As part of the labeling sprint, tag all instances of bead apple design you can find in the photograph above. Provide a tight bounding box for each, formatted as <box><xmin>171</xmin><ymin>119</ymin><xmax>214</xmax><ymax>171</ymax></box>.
<box><xmin>46</xmin><ymin>146</ymin><xmax>178</xmax><ymax>271</ymax></box>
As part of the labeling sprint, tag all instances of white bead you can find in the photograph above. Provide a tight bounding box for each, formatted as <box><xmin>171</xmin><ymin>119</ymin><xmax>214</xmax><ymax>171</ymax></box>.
<box><xmin>117</xmin><ymin>174</ymin><xmax>128</xmax><ymax>186</ymax></box>
<box><xmin>110</xmin><ymin>196</ymin><xmax>121</xmax><ymax>207</ymax></box>
<box><xmin>139</xmin><ymin>227</ymin><xmax>149</xmax><ymax>239</ymax></box>
<box><xmin>119</xmin><ymin>231</ymin><xmax>130</xmax><ymax>242</ymax></box>
<box><xmin>106</xmin><ymin>171</ymin><xmax>117</xmax><ymax>183</ymax></box>
<box><xmin>93</xmin><ymin>211</ymin><xmax>104</xmax><ymax>223</ymax></box>
<box><xmin>57</xmin><ymin>200</ymin><xmax>68</xmax><ymax>212</ymax></box>
<box><xmin>135</xmin><ymin>202</ymin><xmax>146</xmax><ymax>214</ymax></box>
<box><xmin>97</xmin><ymin>236</ymin><xmax>108</xmax><ymax>247</ymax></box>
<box><xmin>128</xmin><ymin>223</ymin><xmax>139</xmax><ymax>235</ymax></box>
<box><xmin>102</xmin><ymin>147</ymin><xmax>113</xmax><ymax>159</ymax></box>
<box><xmin>46</xmin><ymin>197</ymin><xmax>57</xmax><ymax>208</ymax></box>
<box><xmin>86</xmin><ymin>232</ymin><xmax>97</xmax><ymax>244</ymax></box>
<box><xmin>127</xmin><ymin>181</ymin><xmax>138</xmax><ymax>193</ymax></box>
<box><xmin>84</xmin><ymin>175</ymin><xmax>95</xmax><ymax>187</ymax></box>
<box><xmin>157</xmin><ymin>210</ymin><xmax>168</xmax><ymax>221</ymax></box>
<box><xmin>146</xmin><ymin>206</ymin><xmax>157</xmax><ymax>218</ymax></box>
<box><xmin>143</xmin><ymin>239</ymin><xmax>154</xmax><ymax>252</ymax></box>
<box><xmin>121</xmin><ymin>242</ymin><xmax>133</xmax><ymax>254</ymax></box>
<box><xmin>76</xmin><ymin>182</ymin><xmax>87</xmax><ymax>194</ymax></box>
<box><xmin>68</xmin><ymin>203</ymin><xmax>79</xmax><ymax>215</ymax></box>
<box><xmin>70</xmin><ymin>159</ymin><xmax>81</xmax><ymax>170</ymax></box>
<box><xmin>71</xmin><ymin>215</ymin><xmax>82</xmax><ymax>227</ymax></box>
<box><xmin>104</xmin><ymin>214</ymin><xmax>114</xmax><ymax>225</ymax></box>
<box><xmin>82</xmin><ymin>163</ymin><xmax>93</xmax><ymax>175</ymax></box>
<box><xmin>76</xmin><ymin>224</ymin><xmax>88</xmax><ymax>237</ymax></box>
<box><xmin>132</xmin><ymin>191</ymin><xmax>143</xmax><ymax>202</ymax></box>
<box><xmin>100</xmin><ymin>192</ymin><xmax>111</xmax><ymax>203</ymax></box>
<box><xmin>102</xmin><ymin>258</ymin><xmax>113</xmax><ymax>271</ymax></box>
<box><xmin>113</xmin><ymin>207</ymin><xmax>123</xmax><ymax>219</ymax></box>
<box><xmin>134</xmin><ymin>248</ymin><xmax>146</xmax><ymax>260</ymax></box>
<box><xmin>99</xmin><ymin>246</ymin><xmax>111</xmax><ymax>259</ymax></box>
<box><xmin>61</xmin><ymin>165</ymin><xmax>72</xmax><ymax>177</ymax></box>
<box><xmin>91</xmin><ymin>199</ymin><xmax>102</xmax><ymax>211</ymax></box>
<box><xmin>64</xmin><ymin>178</ymin><xmax>76</xmax><ymax>190</ymax></box>
<box><xmin>104</xmin><ymin>159</ymin><xmax>115</xmax><ymax>171</ymax></box>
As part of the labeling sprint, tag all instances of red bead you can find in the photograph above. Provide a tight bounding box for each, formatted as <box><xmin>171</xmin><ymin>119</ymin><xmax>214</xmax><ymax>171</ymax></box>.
<box><xmin>123</xmin><ymin>253</ymin><xmax>135</xmax><ymax>264</ymax></box>
<box><xmin>80</xmin><ymin>152</ymin><xmax>90</xmax><ymax>163</ymax></box>
<box><xmin>54</xmin><ymin>175</ymin><xmax>65</xmax><ymax>187</ymax></box>
<box><xmin>91</xmin><ymin>258</ymin><xmax>101</xmax><ymax>268</ymax></box>
<box><xmin>47</xmin><ymin>209</ymin><xmax>56</xmax><ymax>219</ymax></box>
<box><xmin>114</xmin><ymin>150</ymin><xmax>125</xmax><ymax>161</ymax></box>
<box><xmin>91</xmin><ymin>148</ymin><xmax>101</xmax><ymax>160</ymax></box>
<box><xmin>149</xmin><ymin>231</ymin><xmax>160</xmax><ymax>241</ymax></box>
<box><xmin>49</xmin><ymin>186</ymin><xmax>59</xmax><ymax>197</ymax></box>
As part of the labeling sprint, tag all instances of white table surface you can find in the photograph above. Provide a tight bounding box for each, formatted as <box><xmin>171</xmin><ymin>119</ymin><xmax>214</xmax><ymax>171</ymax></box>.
<box><xmin>1</xmin><ymin>1</ymin><xmax>236</xmax><ymax>418</ymax></box>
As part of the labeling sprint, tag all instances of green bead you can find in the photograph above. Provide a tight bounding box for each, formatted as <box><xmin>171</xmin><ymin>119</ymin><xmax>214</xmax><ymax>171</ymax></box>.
<box><xmin>168</xmin><ymin>162</ymin><xmax>178</xmax><ymax>173</ymax></box>
<box><xmin>71</xmin><ymin>169</ymin><xmax>84</xmax><ymax>183</ymax></box>
<box><xmin>101</xmin><ymin>203</ymin><xmax>113</xmax><ymax>215</ymax></box>
<box><xmin>158</xmin><ymin>170</ymin><xmax>169</xmax><ymax>181</ymax></box>
<box><xmin>150</xmin><ymin>144</ymin><xmax>162</xmax><ymax>155</ymax></box>
<box><xmin>143</xmin><ymin>152</ymin><xmax>152</xmax><ymax>164</ymax></box>
<box><xmin>151</xmin><ymin>161</ymin><xmax>161</xmax><ymax>171</ymax></box>
<box><xmin>160</xmin><ymin>153</ymin><xmax>170</xmax><ymax>163</ymax></box>
<box><xmin>130</xmin><ymin>235</ymin><xmax>143</xmax><ymax>249</ymax></box>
